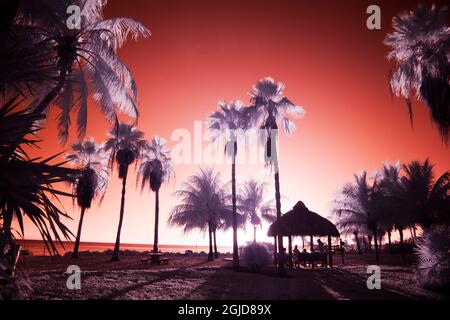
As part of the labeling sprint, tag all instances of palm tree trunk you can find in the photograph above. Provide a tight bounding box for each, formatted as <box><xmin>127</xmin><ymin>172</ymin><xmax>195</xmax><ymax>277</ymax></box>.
<box><xmin>0</xmin><ymin>209</ymin><xmax>13</xmax><ymax>258</ymax></box>
<box><xmin>231</xmin><ymin>146</ymin><xmax>239</xmax><ymax>269</ymax></box>
<box><xmin>152</xmin><ymin>189</ymin><xmax>160</xmax><ymax>253</ymax></box>
<box><xmin>213</xmin><ymin>228</ymin><xmax>219</xmax><ymax>258</ymax></box>
<box><xmin>368</xmin><ymin>235</ymin><xmax>372</xmax><ymax>252</ymax></box>
<box><xmin>274</xmin><ymin>171</ymin><xmax>286</xmax><ymax>276</ymax></box>
<box><xmin>273</xmin><ymin>236</ymin><xmax>278</xmax><ymax>266</ymax></box>
<box><xmin>399</xmin><ymin>227</ymin><xmax>405</xmax><ymax>261</ymax></box>
<box><xmin>72</xmin><ymin>207</ymin><xmax>86</xmax><ymax>259</ymax></box>
<box><xmin>353</xmin><ymin>231</ymin><xmax>362</xmax><ymax>255</ymax></box>
<box><xmin>310</xmin><ymin>235</ymin><xmax>314</xmax><ymax>252</ymax></box>
<box><xmin>208</xmin><ymin>222</ymin><xmax>214</xmax><ymax>261</ymax></box>
<box><xmin>253</xmin><ymin>225</ymin><xmax>257</xmax><ymax>243</ymax></box>
<box><xmin>388</xmin><ymin>230</ymin><xmax>393</xmax><ymax>254</ymax></box>
<box><xmin>373</xmin><ymin>230</ymin><xmax>380</xmax><ymax>262</ymax></box>
<box><xmin>112</xmin><ymin>168</ymin><xmax>128</xmax><ymax>261</ymax></box>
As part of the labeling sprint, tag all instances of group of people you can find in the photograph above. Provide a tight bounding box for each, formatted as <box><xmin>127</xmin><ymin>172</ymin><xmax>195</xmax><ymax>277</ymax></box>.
<box><xmin>280</xmin><ymin>239</ymin><xmax>327</xmax><ymax>268</ymax></box>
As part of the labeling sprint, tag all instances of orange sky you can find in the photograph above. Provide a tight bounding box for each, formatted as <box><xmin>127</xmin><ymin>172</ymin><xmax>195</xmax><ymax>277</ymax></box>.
<box><xmin>22</xmin><ymin>0</ymin><xmax>449</xmax><ymax>248</ymax></box>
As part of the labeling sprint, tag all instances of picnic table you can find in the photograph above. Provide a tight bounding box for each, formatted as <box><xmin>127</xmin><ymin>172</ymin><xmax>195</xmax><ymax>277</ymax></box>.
<box><xmin>141</xmin><ymin>252</ymin><xmax>169</xmax><ymax>265</ymax></box>
<box><xmin>293</xmin><ymin>252</ymin><xmax>328</xmax><ymax>268</ymax></box>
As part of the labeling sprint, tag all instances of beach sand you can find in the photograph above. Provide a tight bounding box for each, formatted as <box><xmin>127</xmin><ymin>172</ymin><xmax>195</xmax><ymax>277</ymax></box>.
<box><xmin>12</xmin><ymin>252</ymin><xmax>447</xmax><ymax>300</ymax></box>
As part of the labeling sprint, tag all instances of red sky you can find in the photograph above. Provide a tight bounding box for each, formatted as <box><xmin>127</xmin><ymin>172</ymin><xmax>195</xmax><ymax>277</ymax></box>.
<box><xmin>22</xmin><ymin>0</ymin><xmax>449</xmax><ymax>248</ymax></box>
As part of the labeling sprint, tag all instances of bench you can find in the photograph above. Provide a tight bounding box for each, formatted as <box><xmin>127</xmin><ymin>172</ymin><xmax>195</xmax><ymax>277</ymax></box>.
<box><xmin>141</xmin><ymin>255</ymin><xmax>169</xmax><ymax>265</ymax></box>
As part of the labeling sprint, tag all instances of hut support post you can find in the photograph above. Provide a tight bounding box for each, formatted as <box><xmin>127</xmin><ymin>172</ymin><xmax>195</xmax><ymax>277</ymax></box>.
<box><xmin>340</xmin><ymin>238</ymin><xmax>344</xmax><ymax>264</ymax></box>
<box><xmin>288</xmin><ymin>236</ymin><xmax>293</xmax><ymax>269</ymax></box>
<box><xmin>310</xmin><ymin>235</ymin><xmax>313</xmax><ymax>252</ymax></box>
<box><xmin>273</xmin><ymin>236</ymin><xmax>278</xmax><ymax>266</ymax></box>
<box><xmin>327</xmin><ymin>235</ymin><xmax>333</xmax><ymax>268</ymax></box>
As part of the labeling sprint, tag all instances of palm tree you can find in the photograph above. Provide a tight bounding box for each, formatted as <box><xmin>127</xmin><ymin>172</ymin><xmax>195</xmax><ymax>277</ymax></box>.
<box><xmin>168</xmin><ymin>168</ymin><xmax>232</xmax><ymax>261</ymax></box>
<box><xmin>401</xmin><ymin>159</ymin><xmax>449</xmax><ymax>230</ymax></box>
<box><xmin>244</xmin><ymin>77</ymin><xmax>305</xmax><ymax>274</ymax></box>
<box><xmin>0</xmin><ymin>97</ymin><xmax>77</xmax><ymax>258</ymax></box>
<box><xmin>384</xmin><ymin>3</ymin><xmax>449</xmax><ymax>143</ymax></box>
<box><xmin>104</xmin><ymin>121</ymin><xmax>146</xmax><ymax>261</ymax></box>
<box><xmin>4</xmin><ymin>0</ymin><xmax>150</xmax><ymax>143</ymax></box>
<box><xmin>238</xmin><ymin>179</ymin><xmax>276</xmax><ymax>242</ymax></box>
<box><xmin>378</xmin><ymin>162</ymin><xmax>414</xmax><ymax>260</ymax></box>
<box><xmin>207</xmin><ymin>100</ymin><xmax>247</xmax><ymax>268</ymax></box>
<box><xmin>333</xmin><ymin>172</ymin><xmax>385</xmax><ymax>261</ymax></box>
<box><xmin>66</xmin><ymin>139</ymin><xmax>108</xmax><ymax>258</ymax></box>
<box><xmin>138</xmin><ymin>136</ymin><xmax>174</xmax><ymax>253</ymax></box>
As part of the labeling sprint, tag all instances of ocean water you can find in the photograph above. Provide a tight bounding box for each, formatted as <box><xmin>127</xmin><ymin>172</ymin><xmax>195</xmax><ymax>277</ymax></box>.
<box><xmin>18</xmin><ymin>239</ymin><xmax>232</xmax><ymax>256</ymax></box>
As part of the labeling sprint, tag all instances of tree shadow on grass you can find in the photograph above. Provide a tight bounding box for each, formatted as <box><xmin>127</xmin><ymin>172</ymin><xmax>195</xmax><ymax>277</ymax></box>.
<box><xmin>98</xmin><ymin>260</ymin><xmax>217</xmax><ymax>300</ymax></box>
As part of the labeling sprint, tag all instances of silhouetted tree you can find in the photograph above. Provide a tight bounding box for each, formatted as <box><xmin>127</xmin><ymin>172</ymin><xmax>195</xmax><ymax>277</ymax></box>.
<box><xmin>138</xmin><ymin>136</ymin><xmax>174</xmax><ymax>253</ymax></box>
<box><xmin>104</xmin><ymin>122</ymin><xmax>146</xmax><ymax>261</ymax></box>
<box><xmin>385</xmin><ymin>4</ymin><xmax>449</xmax><ymax>143</ymax></box>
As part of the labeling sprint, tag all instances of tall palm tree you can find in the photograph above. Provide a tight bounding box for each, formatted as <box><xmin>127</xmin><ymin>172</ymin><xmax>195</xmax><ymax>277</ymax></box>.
<box><xmin>207</xmin><ymin>100</ymin><xmax>246</xmax><ymax>268</ymax></box>
<box><xmin>401</xmin><ymin>159</ymin><xmax>449</xmax><ymax>230</ymax></box>
<box><xmin>0</xmin><ymin>97</ymin><xmax>77</xmax><ymax>258</ymax></box>
<box><xmin>333</xmin><ymin>172</ymin><xmax>385</xmax><ymax>261</ymax></box>
<box><xmin>244</xmin><ymin>77</ymin><xmax>305</xmax><ymax>274</ymax></box>
<box><xmin>378</xmin><ymin>162</ymin><xmax>415</xmax><ymax>260</ymax></box>
<box><xmin>138</xmin><ymin>136</ymin><xmax>174</xmax><ymax>253</ymax></box>
<box><xmin>168</xmin><ymin>168</ymin><xmax>232</xmax><ymax>261</ymax></box>
<box><xmin>238</xmin><ymin>179</ymin><xmax>276</xmax><ymax>242</ymax></box>
<box><xmin>384</xmin><ymin>3</ymin><xmax>449</xmax><ymax>143</ymax></box>
<box><xmin>104</xmin><ymin>121</ymin><xmax>146</xmax><ymax>261</ymax></box>
<box><xmin>4</xmin><ymin>0</ymin><xmax>150</xmax><ymax>143</ymax></box>
<box><xmin>66</xmin><ymin>139</ymin><xmax>108</xmax><ymax>258</ymax></box>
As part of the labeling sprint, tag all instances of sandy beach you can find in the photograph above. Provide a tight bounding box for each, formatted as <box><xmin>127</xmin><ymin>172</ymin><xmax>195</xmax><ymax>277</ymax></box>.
<box><xmin>13</xmin><ymin>252</ymin><xmax>448</xmax><ymax>300</ymax></box>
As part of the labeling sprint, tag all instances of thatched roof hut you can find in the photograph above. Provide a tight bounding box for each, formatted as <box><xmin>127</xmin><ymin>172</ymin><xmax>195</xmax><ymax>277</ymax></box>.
<box><xmin>268</xmin><ymin>201</ymin><xmax>339</xmax><ymax>237</ymax></box>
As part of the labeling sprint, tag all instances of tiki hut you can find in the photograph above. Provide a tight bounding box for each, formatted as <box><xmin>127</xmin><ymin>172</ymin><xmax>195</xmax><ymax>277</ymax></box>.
<box><xmin>268</xmin><ymin>201</ymin><xmax>340</xmax><ymax>268</ymax></box>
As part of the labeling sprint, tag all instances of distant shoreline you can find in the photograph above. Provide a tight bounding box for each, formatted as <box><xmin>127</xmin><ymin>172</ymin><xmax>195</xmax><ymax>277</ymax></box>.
<box><xmin>17</xmin><ymin>239</ymin><xmax>233</xmax><ymax>256</ymax></box>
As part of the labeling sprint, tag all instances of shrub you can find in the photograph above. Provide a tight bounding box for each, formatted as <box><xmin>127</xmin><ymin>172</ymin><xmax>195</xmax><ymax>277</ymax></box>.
<box><xmin>414</xmin><ymin>228</ymin><xmax>450</xmax><ymax>292</ymax></box>
<box><xmin>242</xmin><ymin>243</ymin><xmax>270</xmax><ymax>272</ymax></box>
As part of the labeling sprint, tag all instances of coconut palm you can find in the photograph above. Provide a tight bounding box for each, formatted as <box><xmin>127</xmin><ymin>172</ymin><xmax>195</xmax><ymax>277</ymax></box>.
<box><xmin>384</xmin><ymin>3</ymin><xmax>449</xmax><ymax>143</ymax></box>
<box><xmin>207</xmin><ymin>100</ymin><xmax>247</xmax><ymax>268</ymax></box>
<box><xmin>244</xmin><ymin>77</ymin><xmax>305</xmax><ymax>274</ymax></box>
<box><xmin>378</xmin><ymin>162</ymin><xmax>415</xmax><ymax>259</ymax></box>
<box><xmin>4</xmin><ymin>0</ymin><xmax>150</xmax><ymax>143</ymax></box>
<box><xmin>138</xmin><ymin>136</ymin><xmax>174</xmax><ymax>253</ymax></box>
<box><xmin>401</xmin><ymin>159</ymin><xmax>449</xmax><ymax>230</ymax></box>
<box><xmin>0</xmin><ymin>97</ymin><xmax>77</xmax><ymax>258</ymax></box>
<box><xmin>66</xmin><ymin>139</ymin><xmax>108</xmax><ymax>258</ymax></box>
<box><xmin>168</xmin><ymin>168</ymin><xmax>232</xmax><ymax>261</ymax></box>
<box><xmin>238</xmin><ymin>179</ymin><xmax>276</xmax><ymax>242</ymax></box>
<box><xmin>333</xmin><ymin>172</ymin><xmax>385</xmax><ymax>261</ymax></box>
<box><xmin>104</xmin><ymin>121</ymin><xmax>146</xmax><ymax>261</ymax></box>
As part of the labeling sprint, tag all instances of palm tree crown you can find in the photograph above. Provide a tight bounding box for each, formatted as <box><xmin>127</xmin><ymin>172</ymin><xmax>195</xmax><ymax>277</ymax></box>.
<box><xmin>384</xmin><ymin>3</ymin><xmax>449</xmax><ymax>143</ymax></box>
<box><xmin>5</xmin><ymin>0</ymin><xmax>150</xmax><ymax>143</ymax></box>
<box><xmin>207</xmin><ymin>100</ymin><xmax>247</xmax><ymax>155</ymax></box>
<box><xmin>238</xmin><ymin>179</ymin><xmax>276</xmax><ymax>242</ymax></box>
<box><xmin>138</xmin><ymin>136</ymin><xmax>174</xmax><ymax>192</ymax></box>
<box><xmin>104</xmin><ymin>122</ymin><xmax>146</xmax><ymax>178</ymax></box>
<box><xmin>66</xmin><ymin>138</ymin><xmax>109</xmax><ymax>208</ymax></box>
<box><xmin>401</xmin><ymin>159</ymin><xmax>449</xmax><ymax>229</ymax></box>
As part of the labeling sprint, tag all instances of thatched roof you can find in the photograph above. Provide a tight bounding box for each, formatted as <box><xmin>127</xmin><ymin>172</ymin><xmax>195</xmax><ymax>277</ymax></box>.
<box><xmin>267</xmin><ymin>201</ymin><xmax>340</xmax><ymax>237</ymax></box>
